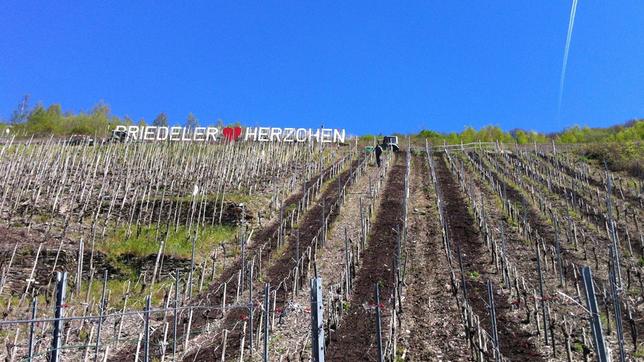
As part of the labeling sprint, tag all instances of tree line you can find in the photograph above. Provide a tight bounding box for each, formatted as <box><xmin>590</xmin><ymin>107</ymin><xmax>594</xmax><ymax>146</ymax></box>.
<box><xmin>415</xmin><ymin>121</ymin><xmax>643</xmax><ymax>145</ymax></box>
<box><xmin>0</xmin><ymin>97</ymin><xmax>204</xmax><ymax>139</ymax></box>
<box><xmin>1</xmin><ymin>98</ymin><xmax>642</xmax><ymax>145</ymax></box>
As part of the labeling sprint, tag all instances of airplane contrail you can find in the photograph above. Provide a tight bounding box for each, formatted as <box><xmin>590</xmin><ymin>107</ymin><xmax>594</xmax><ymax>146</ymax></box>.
<box><xmin>558</xmin><ymin>0</ymin><xmax>579</xmax><ymax>118</ymax></box>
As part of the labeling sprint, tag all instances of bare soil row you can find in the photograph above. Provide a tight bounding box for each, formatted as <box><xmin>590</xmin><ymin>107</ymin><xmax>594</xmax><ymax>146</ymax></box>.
<box><xmin>326</xmin><ymin>154</ymin><xmax>406</xmax><ymax>361</ymax></box>
<box><xmin>400</xmin><ymin>154</ymin><xmax>469</xmax><ymax>361</ymax></box>
<box><xmin>188</xmin><ymin>157</ymin><xmax>365</xmax><ymax>361</ymax></box>
<box><xmin>434</xmin><ymin>153</ymin><xmax>545</xmax><ymax>361</ymax></box>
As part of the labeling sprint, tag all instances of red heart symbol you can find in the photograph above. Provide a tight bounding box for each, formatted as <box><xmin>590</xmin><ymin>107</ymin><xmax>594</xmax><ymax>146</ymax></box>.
<box><xmin>222</xmin><ymin>126</ymin><xmax>242</xmax><ymax>142</ymax></box>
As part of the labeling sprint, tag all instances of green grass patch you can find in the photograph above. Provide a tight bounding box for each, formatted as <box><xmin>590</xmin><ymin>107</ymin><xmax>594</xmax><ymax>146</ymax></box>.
<box><xmin>600</xmin><ymin>312</ymin><xmax>609</xmax><ymax>327</ymax></box>
<box><xmin>150</xmin><ymin>192</ymin><xmax>253</xmax><ymax>205</ymax></box>
<box><xmin>566</xmin><ymin>207</ymin><xmax>580</xmax><ymax>221</ymax></box>
<box><xmin>224</xmin><ymin>192</ymin><xmax>253</xmax><ymax>204</ymax></box>
<box><xmin>75</xmin><ymin>276</ymin><xmax>173</xmax><ymax>309</ymax></box>
<box><xmin>31</xmin><ymin>212</ymin><xmax>53</xmax><ymax>223</ymax></box>
<box><xmin>572</xmin><ymin>341</ymin><xmax>584</xmax><ymax>353</ymax></box>
<box><xmin>394</xmin><ymin>347</ymin><xmax>407</xmax><ymax>362</ymax></box>
<box><xmin>634</xmin><ymin>348</ymin><xmax>644</xmax><ymax>358</ymax></box>
<box><xmin>283</xmin><ymin>203</ymin><xmax>298</xmax><ymax>214</ymax></box>
<box><xmin>101</xmin><ymin>224</ymin><xmax>237</xmax><ymax>260</ymax></box>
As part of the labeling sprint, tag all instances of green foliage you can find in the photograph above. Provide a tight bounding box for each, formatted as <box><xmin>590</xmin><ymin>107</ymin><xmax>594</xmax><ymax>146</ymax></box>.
<box><xmin>417</xmin><ymin>125</ymin><xmax>540</xmax><ymax>145</ymax></box>
<box><xmin>634</xmin><ymin>348</ymin><xmax>644</xmax><ymax>358</ymax></box>
<box><xmin>404</xmin><ymin>119</ymin><xmax>640</xmax><ymax>177</ymax></box>
<box><xmin>358</xmin><ymin>134</ymin><xmax>382</xmax><ymax>143</ymax></box>
<box><xmin>79</xmin><ymin>277</ymin><xmax>170</xmax><ymax>309</ymax></box>
<box><xmin>6</xmin><ymin>98</ymin><xmax>642</xmax><ymax>149</ymax></box>
<box><xmin>0</xmin><ymin>124</ymin><xmax>11</xmax><ymax>136</ymax></box>
<box><xmin>461</xmin><ymin>127</ymin><xmax>478</xmax><ymax>143</ymax></box>
<box><xmin>555</xmin><ymin>120</ymin><xmax>644</xmax><ymax>143</ymax></box>
<box><xmin>159</xmin><ymin>192</ymin><xmax>251</xmax><ymax>204</ymax></box>
<box><xmin>8</xmin><ymin>102</ymin><xmax>124</xmax><ymax>138</ymax></box>
<box><xmin>153</xmin><ymin>112</ymin><xmax>169</xmax><ymax>127</ymax></box>
<box><xmin>415</xmin><ymin>120</ymin><xmax>642</xmax><ymax>146</ymax></box>
<box><xmin>101</xmin><ymin>224</ymin><xmax>237</xmax><ymax>261</ymax></box>
<box><xmin>417</xmin><ymin>129</ymin><xmax>442</xmax><ymax>140</ymax></box>
<box><xmin>514</xmin><ymin>130</ymin><xmax>529</xmax><ymax>144</ymax></box>
<box><xmin>479</xmin><ymin>126</ymin><xmax>514</xmax><ymax>143</ymax></box>
<box><xmin>572</xmin><ymin>342</ymin><xmax>584</xmax><ymax>353</ymax></box>
<box><xmin>395</xmin><ymin>348</ymin><xmax>407</xmax><ymax>362</ymax></box>
<box><xmin>580</xmin><ymin>142</ymin><xmax>643</xmax><ymax>177</ymax></box>
<box><xmin>78</xmin><ymin>329</ymin><xmax>89</xmax><ymax>342</ymax></box>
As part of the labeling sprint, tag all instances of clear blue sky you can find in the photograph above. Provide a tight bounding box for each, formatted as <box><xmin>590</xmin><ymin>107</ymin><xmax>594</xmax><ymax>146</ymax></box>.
<box><xmin>1</xmin><ymin>1</ymin><xmax>643</xmax><ymax>135</ymax></box>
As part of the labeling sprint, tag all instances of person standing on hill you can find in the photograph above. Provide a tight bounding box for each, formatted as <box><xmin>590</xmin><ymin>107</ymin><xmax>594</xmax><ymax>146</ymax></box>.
<box><xmin>375</xmin><ymin>144</ymin><xmax>383</xmax><ymax>167</ymax></box>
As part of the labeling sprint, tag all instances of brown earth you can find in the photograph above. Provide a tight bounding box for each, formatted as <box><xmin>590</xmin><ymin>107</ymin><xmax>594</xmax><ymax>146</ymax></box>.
<box><xmin>109</xmin><ymin>161</ymin><xmax>342</xmax><ymax>361</ymax></box>
<box><xmin>266</xmin><ymin>156</ymin><xmax>385</xmax><ymax>360</ymax></box>
<box><xmin>187</xmin><ymin>157</ymin><xmax>365</xmax><ymax>361</ymax></box>
<box><xmin>326</xmin><ymin>154</ymin><xmax>406</xmax><ymax>361</ymax></box>
<box><xmin>401</xmin><ymin>154</ymin><xmax>469</xmax><ymax>361</ymax></box>
<box><xmin>434</xmin><ymin>154</ymin><xmax>545</xmax><ymax>361</ymax></box>
<box><xmin>472</xmin><ymin>151</ymin><xmax>644</xmax><ymax>357</ymax></box>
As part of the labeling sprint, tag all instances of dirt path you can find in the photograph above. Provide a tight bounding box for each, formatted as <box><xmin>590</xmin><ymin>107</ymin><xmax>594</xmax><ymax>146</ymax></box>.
<box><xmin>187</xmin><ymin>158</ymin><xmax>365</xmax><ymax>361</ymax></box>
<box><xmin>400</xmin><ymin>154</ymin><xmax>469</xmax><ymax>361</ymax></box>
<box><xmin>434</xmin><ymin>154</ymin><xmax>545</xmax><ymax>361</ymax></box>
<box><xmin>326</xmin><ymin>154</ymin><xmax>406</xmax><ymax>361</ymax></box>
<box><xmin>265</xmin><ymin>157</ymin><xmax>388</xmax><ymax>360</ymax></box>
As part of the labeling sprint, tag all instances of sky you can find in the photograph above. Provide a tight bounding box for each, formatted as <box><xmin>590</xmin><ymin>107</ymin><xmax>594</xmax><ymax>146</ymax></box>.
<box><xmin>1</xmin><ymin>1</ymin><xmax>643</xmax><ymax>135</ymax></box>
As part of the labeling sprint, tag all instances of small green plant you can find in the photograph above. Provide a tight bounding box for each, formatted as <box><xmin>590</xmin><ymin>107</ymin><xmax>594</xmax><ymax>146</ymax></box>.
<box><xmin>627</xmin><ymin>287</ymin><xmax>641</xmax><ymax>298</ymax></box>
<box><xmin>567</xmin><ymin>207</ymin><xmax>580</xmax><ymax>220</ymax></box>
<box><xmin>572</xmin><ymin>341</ymin><xmax>584</xmax><ymax>353</ymax></box>
<box><xmin>633</xmin><ymin>348</ymin><xmax>644</xmax><ymax>358</ymax></box>
<box><xmin>394</xmin><ymin>347</ymin><xmax>407</xmax><ymax>362</ymax></box>
<box><xmin>78</xmin><ymin>329</ymin><xmax>89</xmax><ymax>341</ymax></box>
<box><xmin>32</xmin><ymin>213</ymin><xmax>52</xmax><ymax>223</ymax></box>
<box><xmin>468</xmin><ymin>271</ymin><xmax>480</xmax><ymax>280</ymax></box>
<box><xmin>284</xmin><ymin>203</ymin><xmax>297</xmax><ymax>215</ymax></box>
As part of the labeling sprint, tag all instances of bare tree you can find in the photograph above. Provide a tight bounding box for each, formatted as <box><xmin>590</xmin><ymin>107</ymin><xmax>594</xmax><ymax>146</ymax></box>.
<box><xmin>185</xmin><ymin>113</ymin><xmax>199</xmax><ymax>130</ymax></box>
<box><xmin>10</xmin><ymin>95</ymin><xmax>31</xmax><ymax>125</ymax></box>
<box><xmin>153</xmin><ymin>112</ymin><xmax>169</xmax><ymax>127</ymax></box>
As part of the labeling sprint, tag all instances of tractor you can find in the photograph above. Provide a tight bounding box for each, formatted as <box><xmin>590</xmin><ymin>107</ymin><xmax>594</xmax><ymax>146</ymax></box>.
<box><xmin>381</xmin><ymin>136</ymin><xmax>399</xmax><ymax>152</ymax></box>
<box><xmin>110</xmin><ymin>129</ymin><xmax>130</xmax><ymax>143</ymax></box>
